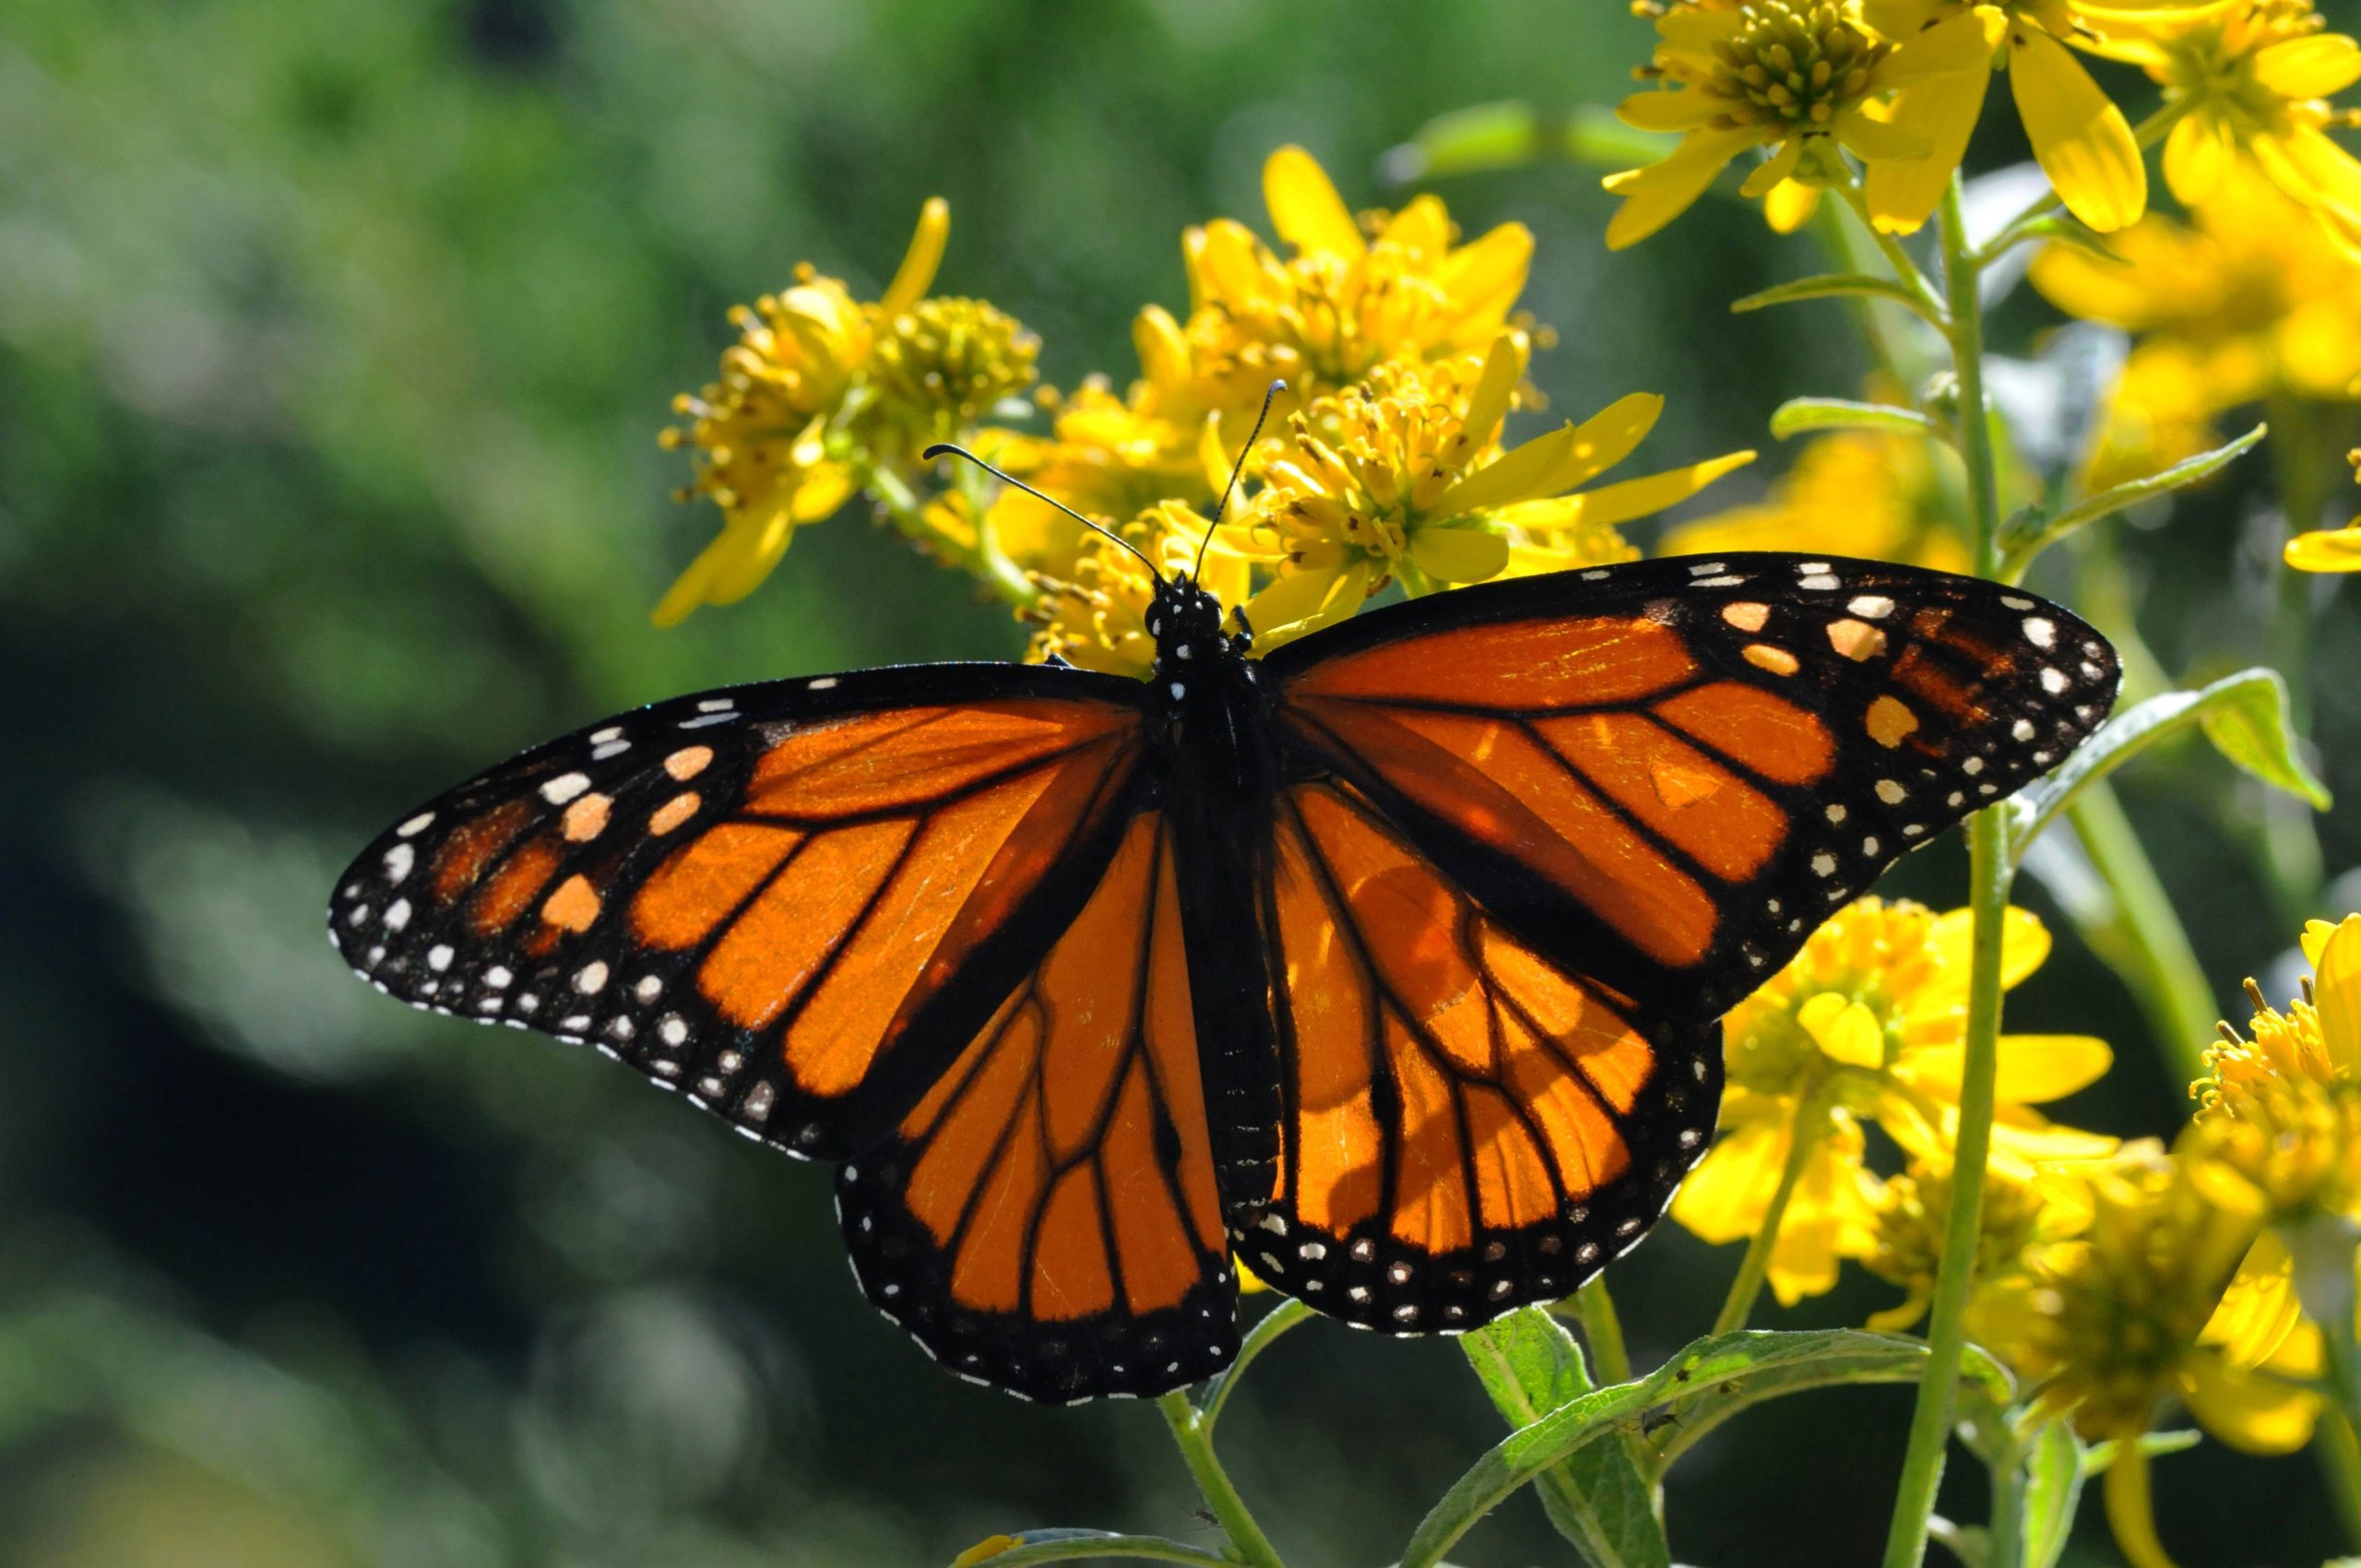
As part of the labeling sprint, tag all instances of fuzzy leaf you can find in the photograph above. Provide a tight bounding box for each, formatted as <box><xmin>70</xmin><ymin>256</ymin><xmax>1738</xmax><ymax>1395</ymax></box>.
<box><xmin>1768</xmin><ymin>398</ymin><xmax>1940</xmax><ymax>441</ymax></box>
<box><xmin>1732</xmin><ymin>273</ymin><xmax>1947</xmax><ymax>327</ymax></box>
<box><xmin>1379</xmin><ymin>101</ymin><xmax>1673</xmax><ymax>184</ymax></box>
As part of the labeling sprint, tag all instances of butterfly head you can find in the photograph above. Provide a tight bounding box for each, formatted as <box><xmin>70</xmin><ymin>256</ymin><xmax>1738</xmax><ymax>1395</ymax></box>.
<box><xmin>1146</xmin><ymin>575</ymin><xmax>1240</xmax><ymax>685</ymax></box>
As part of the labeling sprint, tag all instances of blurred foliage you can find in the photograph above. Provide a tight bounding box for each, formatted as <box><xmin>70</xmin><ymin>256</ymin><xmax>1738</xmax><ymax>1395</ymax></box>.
<box><xmin>3</xmin><ymin>1</ymin><xmax>2359</xmax><ymax>1564</ymax></box>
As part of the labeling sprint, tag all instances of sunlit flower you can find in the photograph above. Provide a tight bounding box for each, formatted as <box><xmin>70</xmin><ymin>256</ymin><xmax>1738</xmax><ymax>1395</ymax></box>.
<box><xmin>2082</xmin><ymin>0</ymin><xmax>2361</xmax><ymax>250</ymax></box>
<box><xmin>2189</xmin><ymin>916</ymin><xmax>2361</xmax><ymax>1218</ymax></box>
<box><xmin>1970</xmin><ymin>1144</ymin><xmax>2310</xmax><ymax>1452</ymax></box>
<box><xmin>1182</xmin><ymin>146</ymin><xmax>1534</xmax><ymax>419</ymax></box>
<box><xmin>2031</xmin><ymin>160</ymin><xmax>2361</xmax><ymax>411</ymax></box>
<box><xmin>1858</xmin><ymin>1158</ymin><xmax>2094</xmax><ymax>1331</ymax></box>
<box><xmin>1859</xmin><ymin>2</ymin><xmax>2149</xmax><ymax>234</ymax></box>
<box><xmin>1023</xmin><ymin>501</ymin><xmax>1251</xmax><ymax>678</ymax></box>
<box><xmin>2285</xmin><ymin>448</ymin><xmax>2361</xmax><ymax>570</ymax></box>
<box><xmin>858</xmin><ymin>296</ymin><xmax>1038</xmax><ymax>467</ymax></box>
<box><xmin>1657</xmin><ymin>427</ymin><xmax>1973</xmax><ymax>570</ymax></box>
<box><xmin>1237</xmin><ymin>335</ymin><xmax>1753</xmax><ymax>646</ymax></box>
<box><xmin>658</xmin><ymin>198</ymin><xmax>1002</xmax><ymax>625</ymax></box>
<box><xmin>1672</xmin><ymin>897</ymin><xmax>2118</xmax><ymax>1302</ymax></box>
<box><xmin>1606</xmin><ymin>0</ymin><xmax>2003</xmax><ymax>248</ymax></box>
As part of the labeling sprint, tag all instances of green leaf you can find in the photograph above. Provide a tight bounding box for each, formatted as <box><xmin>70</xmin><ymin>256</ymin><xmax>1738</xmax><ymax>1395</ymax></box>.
<box><xmin>1379</xmin><ymin>101</ymin><xmax>1673</xmax><ymax>184</ymax></box>
<box><xmin>948</xmin><ymin>1528</ymin><xmax>1237</xmax><ymax>1567</ymax></box>
<box><xmin>1928</xmin><ymin>1517</ymin><xmax>1987</xmax><ymax>1568</ymax></box>
<box><xmin>1732</xmin><ymin>274</ymin><xmax>1948</xmax><ymax>329</ymax></box>
<box><xmin>2020</xmin><ymin>1420</ymin><xmax>2089</xmax><ymax>1568</ymax></box>
<box><xmin>1405</xmin><ymin>1331</ymin><xmax>2010</xmax><ymax>1568</ymax></box>
<box><xmin>2000</xmin><ymin>423</ymin><xmax>2265</xmax><ymax>577</ymax></box>
<box><xmin>2082</xmin><ymin>1429</ymin><xmax>2201</xmax><ymax>1474</ymax></box>
<box><xmin>1769</xmin><ymin>398</ymin><xmax>1940</xmax><ymax>442</ymax></box>
<box><xmin>1461</xmin><ymin>1310</ymin><xmax>1669</xmax><ymax>1568</ymax></box>
<box><xmin>2011</xmin><ymin>667</ymin><xmax>2332</xmax><ymax>864</ymax></box>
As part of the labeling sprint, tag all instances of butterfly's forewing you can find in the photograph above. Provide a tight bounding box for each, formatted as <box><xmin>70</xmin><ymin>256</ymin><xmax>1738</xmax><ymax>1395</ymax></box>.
<box><xmin>837</xmin><ymin>813</ymin><xmax>1239</xmax><ymax>1403</ymax></box>
<box><xmin>328</xmin><ymin>666</ymin><xmax>1147</xmax><ymax>1161</ymax></box>
<box><xmin>1240</xmin><ymin>778</ymin><xmax>1718</xmax><ymax>1329</ymax></box>
<box><xmin>1265</xmin><ymin>553</ymin><xmax>2119</xmax><ymax>1024</ymax></box>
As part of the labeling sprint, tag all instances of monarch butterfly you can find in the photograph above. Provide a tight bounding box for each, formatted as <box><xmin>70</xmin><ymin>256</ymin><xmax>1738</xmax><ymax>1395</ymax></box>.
<box><xmin>328</xmin><ymin>450</ymin><xmax>2117</xmax><ymax>1404</ymax></box>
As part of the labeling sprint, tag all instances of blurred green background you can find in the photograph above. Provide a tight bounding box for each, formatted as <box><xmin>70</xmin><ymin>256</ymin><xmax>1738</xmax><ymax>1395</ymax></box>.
<box><xmin>6</xmin><ymin>2</ymin><xmax>2360</xmax><ymax>1563</ymax></box>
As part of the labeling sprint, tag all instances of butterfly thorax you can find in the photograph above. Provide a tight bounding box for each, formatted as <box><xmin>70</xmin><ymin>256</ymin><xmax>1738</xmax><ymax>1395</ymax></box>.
<box><xmin>1144</xmin><ymin>575</ymin><xmax>1278</xmax><ymax>804</ymax></box>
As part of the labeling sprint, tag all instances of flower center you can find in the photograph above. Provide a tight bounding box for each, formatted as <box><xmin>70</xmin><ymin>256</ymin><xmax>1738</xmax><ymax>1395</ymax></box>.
<box><xmin>1705</xmin><ymin>2</ymin><xmax>1890</xmax><ymax>135</ymax></box>
<box><xmin>2164</xmin><ymin>0</ymin><xmax>2329</xmax><ymax>132</ymax></box>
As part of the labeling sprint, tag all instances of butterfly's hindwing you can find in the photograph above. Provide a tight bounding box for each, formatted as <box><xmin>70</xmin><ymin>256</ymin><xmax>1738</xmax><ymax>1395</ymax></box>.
<box><xmin>327</xmin><ymin>665</ymin><xmax>1148</xmax><ymax>1161</ymax></box>
<box><xmin>837</xmin><ymin>814</ymin><xmax>1239</xmax><ymax>1402</ymax></box>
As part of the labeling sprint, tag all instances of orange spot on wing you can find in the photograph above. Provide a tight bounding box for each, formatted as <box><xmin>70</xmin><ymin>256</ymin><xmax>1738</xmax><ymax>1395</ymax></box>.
<box><xmin>1867</xmin><ymin>695</ymin><xmax>1921</xmax><ymax>748</ymax></box>
<box><xmin>1721</xmin><ymin>601</ymin><xmax>1771</xmax><ymax>633</ymax></box>
<box><xmin>1892</xmin><ymin>645</ymin><xmax>1983</xmax><ymax>720</ymax></box>
<box><xmin>664</xmin><ymin>745</ymin><xmax>714</xmax><ymax>780</ymax></box>
<box><xmin>633</xmin><ymin>822</ymin><xmax>803</xmax><ymax>950</ymax></box>
<box><xmin>1287</xmin><ymin>614</ymin><xmax>1697</xmax><ymax>707</ymax></box>
<box><xmin>1827</xmin><ymin>619</ymin><xmax>1887</xmax><ymax>661</ymax></box>
<box><xmin>540</xmin><ymin>873</ymin><xmax>601</xmax><ymax>932</ymax></box>
<box><xmin>1744</xmin><ymin>644</ymin><xmax>1800</xmax><ymax>676</ymax></box>
<box><xmin>469</xmin><ymin>835</ymin><xmax>563</xmax><ymax>932</ymax></box>
<box><xmin>436</xmin><ymin>799</ymin><xmax>535</xmax><ymax>903</ymax></box>
<box><xmin>648</xmin><ymin>792</ymin><xmax>702</xmax><ymax>835</ymax></box>
<box><xmin>1655</xmin><ymin>681</ymin><xmax>1833</xmax><ymax>785</ymax></box>
<box><xmin>562</xmin><ymin>793</ymin><xmax>611</xmax><ymax>841</ymax></box>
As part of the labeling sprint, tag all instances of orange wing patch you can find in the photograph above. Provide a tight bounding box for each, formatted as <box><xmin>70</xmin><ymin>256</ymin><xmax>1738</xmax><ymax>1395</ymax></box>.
<box><xmin>1286</xmin><ymin>613</ymin><xmax>1696</xmax><ymax>707</ymax></box>
<box><xmin>836</xmin><ymin>814</ymin><xmax>1239</xmax><ymax>1405</ymax></box>
<box><xmin>1245</xmin><ymin>780</ymin><xmax>1718</xmax><ymax>1335</ymax></box>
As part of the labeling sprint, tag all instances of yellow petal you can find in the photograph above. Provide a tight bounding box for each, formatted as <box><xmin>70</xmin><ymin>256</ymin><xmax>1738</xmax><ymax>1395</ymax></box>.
<box><xmin>1837</xmin><ymin>113</ymin><xmax>1931</xmax><ymax>164</ymax></box>
<box><xmin>2009</xmin><ymin>29</ymin><xmax>2146</xmax><ymax>232</ymax></box>
<box><xmin>1802</xmin><ymin>992</ymin><xmax>1887</xmax><ymax>1069</ymax></box>
<box><xmin>1739</xmin><ymin>138</ymin><xmax>1807</xmax><ymax>200</ymax></box>
<box><xmin>2201</xmin><ymin>1232</ymin><xmax>2303</xmax><ymax>1369</ymax></box>
<box><xmin>2286</xmin><ymin>526</ymin><xmax>2361</xmax><ymax>572</ymax></box>
<box><xmin>1539</xmin><ymin>391</ymin><xmax>1664</xmax><ymax>495</ymax></box>
<box><xmin>1380</xmin><ymin>195</ymin><xmax>1451</xmax><ymax>256</ymax></box>
<box><xmin>1671</xmin><ymin>1117</ymin><xmax>1788</xmax><ymax>1241</ymax></box>
<box><xmin>952</xmin><ymin>1535</ymin><xmax>1022</xmax><ymax>1568</ymax></box>
<box><xmin>1242</xmin><ymin>558</ymin><xmax>1370</xmax><ymax>647</ymax></box>
<box><xmin>1762</xmin><ymin>178</ymin><xmax>1824</xmax><ymax>233</ymax></box>
<box><xmin>1409</xmin><ymin>526</ymin><xmax>1513</xmax><ymax>584</ymax></box>
<box><xmin>1880</xmin><ymin>4</ymin><xmax>2004</xmax><ymax>78</ymax></box>
<box><xmin>1620</xmin><ymin>89</ymin><xmax>1727</xmax><ymax>133</ymax></box>
<box><xmin>1605</xmin><ymin>126</ymin><xmax>1760</xmax><ymax>250</ymax></box>
<box><xmin>1435</xmin><ymin>223</ymin><xmax>1536</xmax><ymax>333</ymax></box>
<box><xmin>2316</xmin><ymin>914</ymin><xmax>2361</xmax><ymax>1069</ymax></box>
<box><xmin>1986</xmin><ymin>1107</ymin><xmax>2118</xmax><ymax>1170</ymax></box>
<box><xmin>1133</xmin><ymin>303</ymin><xmax>1190</xmax><ymax>390</ymax></box>
<box><xmin>1235</xmin><ymin>1257</ymin><xmax>1271</xmax><ymax>1294</ymax></box>
<box><xmin>2162</xmin><ymin>113</ymin><xmax>2233</xmax><ymax>207</ymax></box>
<box><xmin>1524</xmin><ymin>450</ymin><xmax>1758</xmax><ymax>531</ymax></box>
<box><xmin>1868</xmin><ymin>59</ymin><xmax>1993</xmax><ymax>232</ymax></box>
<box><xmin>1914</xmin><ymin>906</ymin><xmax>2051</xmax><ymax>1016</ymax></box>
<box><xmin>1900</xmin><ymin>1034</ymin><xmax>2114</xmax><ymax>1104</ymax></box>
<box><xmin>2253</xmin><ymin>33</ymin><xmax>2361</xmax><ymax>99</ymax></box>
<box><xmin>1458</xmin><ymin>334</ymin><xmax>1529</xmax><ymax>453</ymax></box>
<box><xmin>1430</xmin><ymin>423</ymin><xmax>1580</xmax><ymax>517</ymax></box>
<box><xmin>2180</xmin><ymin>1348</ymin><xmax>2321</xmax><ymax>1455</ymax></box>
<box><xmin>878</xmin><ymin>196</ymin><xmax>950</xmax><ymax>321</ymax></box>
<box><xmin>1264</xmin><ymin>145</ymin><xmax>1365</xmax><ymax>259</ymax></box>
<box><xmin>651</xmin><ymin>510</ymin><xmax>795</xmax><ymax>626</ymax></box>
<box><xmin>2302</xmin><ymin>917</ymin><xmax>2353</xmax><ymax>970</ymax></box>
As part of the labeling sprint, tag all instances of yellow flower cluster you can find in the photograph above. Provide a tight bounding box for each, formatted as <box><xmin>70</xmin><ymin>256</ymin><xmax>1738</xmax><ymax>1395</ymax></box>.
<box><xmin>655</xmin><ymin>148</ymin><xmax>1755</xmax><ymax>666</ymax></box>
<box><xmin>1674</xmin><ymin>906</ymin><xmax>2361</xmax><ymax>1462</ymax></box>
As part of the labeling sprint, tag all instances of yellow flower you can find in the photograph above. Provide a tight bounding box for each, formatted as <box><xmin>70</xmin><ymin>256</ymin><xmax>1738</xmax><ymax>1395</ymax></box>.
<box><xmin>2031</xmin><ymin>159</ymin><xmax>2361</xmax><ymax>410</ymax></box>
<box><xmin>1671</xmin><ymin>897</ymin><xmax>2118</xmax><ymax>1302</ymax></box>
<box><xmin>1237</xmin><ymin>335</ymin><xmax>1753</xmax><ymax>647</ymax></box>
<box><xmin>1657</xmin><ymin>427</ymin><xmax>1973</xmax><ymax>569</ymax></box>
<box><xmin>2189</xmin><ymin>914</ymin><xmax>2361</xmax><ymax>1218</ymax></box>
<box><xmin>1858</xmin><ymin>1158</ymin><xmax>2094</xmax><ymax>1331</ymax></box>
<box><xmin>2285</xmin><ymin>447</ymin><xmax>2361</xmax><ymax>570</ymax></box>
<box><xmin>1182</xmin><ymin>146</ymin><xmax>1534</xmax><ymax>418</ymax></box>
<box><xmin>1023</xmin><ymin>501</ymin><xmax>1252</xmax><ymax>678</ymax></box>
<box><xmin>985</xmin><ymin>307</ymin><xmax>1218</xmax><ymax>580</ymax></box>
<box><xmin>2082</xmin><ymin>0</ymin><xmax>2361</xmax><ymax>250</ymax></box>
<box><xmin>1969</xmin><ymin>1143</ymin><xmax>2304</xmax><ymax>1450</ymax></box>
<box><xmin>1606</xmin><ymin>0</ymin><xmax>2002</xmax><ymax>248</ymax></box>
<box><xmin>1861</xmin><ymin>2</ymin><xmax>2150</xmax><ymax>234</ymax></box>
<box><xmin>655</xmin><ymin>200</ymin><xmax>1039</xmax><ymax>626</ymax></box>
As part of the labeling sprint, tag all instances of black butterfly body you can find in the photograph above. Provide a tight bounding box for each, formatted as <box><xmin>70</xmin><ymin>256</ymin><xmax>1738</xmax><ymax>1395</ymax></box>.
<box><xmin>330</xmin><ymin>553</ymin><xmax>2118</xmax><ymax>1402</ymax></box>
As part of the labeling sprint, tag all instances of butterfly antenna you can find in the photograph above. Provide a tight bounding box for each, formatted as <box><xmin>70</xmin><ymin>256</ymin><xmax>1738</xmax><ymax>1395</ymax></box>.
<box><xmin>1194</xmin><ymin>379</ymin><xmax>1286</xmax><ymax>581</ymax></box>
<box><xmin>922</xmin><ymin>443</ymin><xmax>1163</xmax><ymax>583</ymax></box>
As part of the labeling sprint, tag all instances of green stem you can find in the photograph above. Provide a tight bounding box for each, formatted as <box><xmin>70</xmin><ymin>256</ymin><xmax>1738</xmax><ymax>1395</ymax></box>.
<box><xmin>1834</xmin><ymin>180</ymin><xmax>1947</xmax><ymax>339</ymax></box>
<box><xmin>2317</xmin><ymin>1408</ymin><xmax>2361</xmax><ymax>1552</ymax></box>
<box><xmin>1155</xmin><ymin>1391</ymin><xmax>1287</xmax><ymax>1568</ymax></box>
<box><xmin>1710</xmin><ymin>1090</ymin><xmax>1830</xmax><ymax>1338</ymax></box>
<box><xmin>1199</xmin><ymin>1299</ymin><xmax>1312</xmax><ymax>1436</ymax></box>
<box><xmin>1880</xmin><ymin>179</ymin><xmax>2016</xmax><ymax>1568</ymax></box>
<box><xmin>1572</xmin><ymin>1277</ymin><xmax>1631</xmax><ymax>1386</ymax></box>
<box><xmin>2065</xmin><ymin>785</ymin><xmax>2216</xmax><ymax>1085</ymax></box>
<box><xmin>1985</xmin><ymin>1441</ymin><xmax>2025</xmax><ymax>1568</ymax></box>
